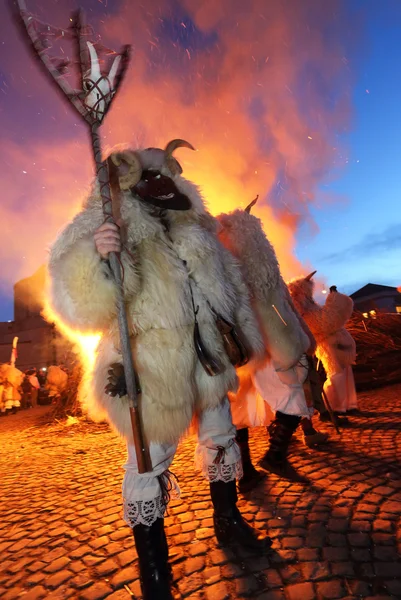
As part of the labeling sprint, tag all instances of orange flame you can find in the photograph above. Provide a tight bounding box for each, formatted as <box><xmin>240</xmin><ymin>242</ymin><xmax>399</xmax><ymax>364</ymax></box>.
<box><xmin>43</xmin><ymin>300</ymin><xmax>101</xmax><ymax>404</ymax></box>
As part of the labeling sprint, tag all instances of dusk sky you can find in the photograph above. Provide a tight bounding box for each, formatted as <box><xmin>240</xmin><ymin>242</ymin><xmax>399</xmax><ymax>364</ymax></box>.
<box><xmin>0</xmin><ymin>0</ymin><xmax>400</xmax><ymax>322</ymax></box>
<box><xmin>296</xmin><ymin>0</ymin><xmax>401</xmax><ymax>296</ymax></box>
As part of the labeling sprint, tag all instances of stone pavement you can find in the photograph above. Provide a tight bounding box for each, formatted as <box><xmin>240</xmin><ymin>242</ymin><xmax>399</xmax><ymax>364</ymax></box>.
<box><xmin>1</xmin><ymin>385</ymin><xmax>401</xmax><ymax>600</ymax></box>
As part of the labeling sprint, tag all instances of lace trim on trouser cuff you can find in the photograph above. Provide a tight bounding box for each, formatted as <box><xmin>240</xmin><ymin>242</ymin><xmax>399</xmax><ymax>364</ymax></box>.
<box><xmin>206</xmin><ymin>460</ymin><xmax>243</xmax><ymax>482</ymax></box>
<box><xmin>123</xmin><ymin>471</ymin><xmax>180</xmax><ymax>528</ymax></box>
<box><xmin>124</xmin><ymin>495</ymin><xmax>167</xmax><ymax>528</ymax></box>
<box><xmin>194</xmin><ymin>440</ymin><xmax>243</xmax><ymax>482</ymax></box>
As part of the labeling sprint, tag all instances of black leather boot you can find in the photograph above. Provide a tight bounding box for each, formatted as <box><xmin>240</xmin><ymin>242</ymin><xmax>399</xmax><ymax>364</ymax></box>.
<box><xmin>236</xmin><ymin>428</ymin><xmax>266</xmax><ymax>493</ymax></box>
<box><xmin>132</xmin><ymin>518</ymin><xmax>173</xmax><ymax>600</ymax></box>
<box><xmin>258</xmin><ymin>412</ymin><xmax>308</xmax><ymax>483</ymax></box>
<box><xmin>300</xmin><ymin>418</ymin><xmax>329</xmax><ymax>448</ymax></box>
<box><xmin>210</xmin><ymin>480</ymin><xmax>272</xmax><ymax>552</ymax></box>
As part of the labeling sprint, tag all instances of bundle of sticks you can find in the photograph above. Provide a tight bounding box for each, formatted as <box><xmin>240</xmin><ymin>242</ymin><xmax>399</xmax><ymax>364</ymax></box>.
<box><xmin>347</xmin><ymin>312</ymin><xmax>401</xmax><ymax>390</ymax></box>
<box><xmin>50</xmin><ymin>362</ymin><xmax>83</xmax><ymax>420</ymax></box>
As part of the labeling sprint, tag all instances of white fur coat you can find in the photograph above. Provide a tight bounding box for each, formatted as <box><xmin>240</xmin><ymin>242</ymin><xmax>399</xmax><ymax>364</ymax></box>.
<box><xmin>216</xmin><ymin>209</ymin><xmax>312</xmax><ymax>425</ymax></box>
<box><xmin>48</xmin><ymin>172</ymin><xmax>264</xmax><ymax>445</ymax></box>
<box><xmin>217</xmin><ymin>210</ymin><xmax>311</xmax><ymax>371</ymax></box>
<box><xmin>288</xmin><ymin>278</ymin><xmax>356</xmax><ymax>378</ymax></box>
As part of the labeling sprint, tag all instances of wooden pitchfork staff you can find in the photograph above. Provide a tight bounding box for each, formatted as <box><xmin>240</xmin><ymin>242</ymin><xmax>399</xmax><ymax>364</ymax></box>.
<box><xmin>14</xmin><ymin>0</ymin><xmax>151</xmax><ymax>473</ymax></box>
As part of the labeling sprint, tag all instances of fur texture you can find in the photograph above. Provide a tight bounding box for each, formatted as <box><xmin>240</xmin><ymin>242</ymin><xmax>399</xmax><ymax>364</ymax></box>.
<box><xmin>0</xmin><ymin>364</ymin><xmax>24</xmax><ymax>388</ymax></box>
<box><xmin>217</xmin><ymin>210</ymin><xmax>310</xmax><ymax>371</ymax></box>
<box><xmin>46</xmin><ymin>366</ymin><xmax>68</xmax><ymax>395</ymax></box>
<box><xmin>48</xmin><ymin>151</ymin><xmax>264</xmax><ymax>445</ymax></box>
<box><xmin>288</xmin><ymin>277</ymin><xmax>356</xmax><ymax>377</ymax></box>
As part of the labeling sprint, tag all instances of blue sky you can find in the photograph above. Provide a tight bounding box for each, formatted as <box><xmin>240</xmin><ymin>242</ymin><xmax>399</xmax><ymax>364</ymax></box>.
<box><xmin>296</xmin><ymin>1</ymin><xmax>401</xmax><ymax>294</ymax></box>
<box><xmin>0</xmin><ymin>0</ymin><xmax>400</xmax><ymax>321</ymax></box>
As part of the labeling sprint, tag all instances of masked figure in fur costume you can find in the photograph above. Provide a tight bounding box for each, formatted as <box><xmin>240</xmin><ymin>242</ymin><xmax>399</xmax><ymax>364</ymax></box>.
<box><xmin>47</xmin><ymin>139</ymin><xmax>271</xmax><ymax>600</ymax></box>
<box><xmin>288</xmin><ymin>275</ymin><xmax>357</xmax><ymax>418</ymax></box>
<box><xmin>45</xmin><ymin>365</ymin><xmax>68</xmax><ymax>403</ymax></box>
<box><xmin>217</xmin><ymin>201</ymin><xmax>329</xmax><ymax>491</ymax></box>
<box><xmin>0</xmin><ymin>364</ymin><xmax>24</xmax><ymax>414</ymax></box>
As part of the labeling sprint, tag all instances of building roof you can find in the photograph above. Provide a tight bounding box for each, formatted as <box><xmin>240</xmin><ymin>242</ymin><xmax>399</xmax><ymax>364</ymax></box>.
<box><xmin>350</xmin><ymin>283</ymin><xmax>400</xmax><ymax>300</ymax></box>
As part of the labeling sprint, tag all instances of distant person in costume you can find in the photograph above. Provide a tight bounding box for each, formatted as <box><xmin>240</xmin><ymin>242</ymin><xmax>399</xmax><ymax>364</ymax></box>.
<box><xmin>288</xmin><ymin>276</ymin><xmax>357</xmax><ymax>417</ymax></box>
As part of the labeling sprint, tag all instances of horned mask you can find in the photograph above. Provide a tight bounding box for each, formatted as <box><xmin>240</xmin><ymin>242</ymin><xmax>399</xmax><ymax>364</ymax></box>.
<box><xmin>109</xmin><ymin>139</ymin><xmax>196</xmax><ymax>211</ymax></box>
<box><xmin>300</xmin><ymin>270</ymin><xmax>317</xmax><ymax>298</ymax></box>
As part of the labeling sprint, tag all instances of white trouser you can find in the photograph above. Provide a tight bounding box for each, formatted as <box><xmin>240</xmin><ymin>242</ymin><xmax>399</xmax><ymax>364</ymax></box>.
<box><xmin>122</xmin><ymin>397</ymin><xmax>242</xmax><ymax>528</ymax></box>
<box><xmin>324</xmin><ymin>366</ymin><xmax>357</xmax><ymax>413</ymax></box>
<box><xmin>231</xmin><ymin>356</ymin><xmax>313</xmax><ymax>429</ymax></box>
<box><xmin>4</xmin><ymin>387</ymin><xmax>15</xmax><ymax>410</ymax></box>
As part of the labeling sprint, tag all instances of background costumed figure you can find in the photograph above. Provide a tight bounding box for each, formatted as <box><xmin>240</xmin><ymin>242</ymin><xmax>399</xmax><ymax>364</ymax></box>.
<box><xmin>288</xmin><ymin>275</ymin><xmax>358</xmax><ymax>417</ymax></box>
<box><xmin>0</xmin><ymin>364</ymin><xmax>24</xmax><ymax>414</ymax></box>
<box><xmin>217</xmin><ymin>201</ymin><xmax>329</xmax><ymax>491</ymax></box>
<box><xmin>45</xmin><ymin>365</ymin><xmax>69</xmax><ymax>403</ymax></box>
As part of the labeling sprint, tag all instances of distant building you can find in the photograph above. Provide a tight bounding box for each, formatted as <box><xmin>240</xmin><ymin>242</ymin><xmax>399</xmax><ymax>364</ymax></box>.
<box><xmin>350</xmin><ymin>283</ymin><xmax>401</xmax><ymax>315</ymax></box>
<box><xmin>0</xmin><ymin>266</ymin><xmax>73</xmax><ymax>371</ymax></box>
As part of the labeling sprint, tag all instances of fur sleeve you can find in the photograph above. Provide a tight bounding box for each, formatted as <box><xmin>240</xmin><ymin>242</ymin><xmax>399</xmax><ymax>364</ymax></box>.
<box><xmin>48</xmin><ymin>196</ymin><xmax>141</xmax><ymax>332</ymax></box>
<box><xmin>256</xmin><ymin>279</ymin><xmax>311</xmax><ymax>370</ymax></box>
<box><xmin>48</xmin><ymin>235</ymin><xmax>118</xmax><ymax>332</ymax></box>
<box><xmin>217</xmin><ymin>210</ymin><xmax>310</xmax><ymax>370</ymax></box>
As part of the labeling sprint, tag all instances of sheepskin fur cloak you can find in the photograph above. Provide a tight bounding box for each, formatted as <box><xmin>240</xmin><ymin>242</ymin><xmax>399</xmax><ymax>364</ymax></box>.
<box><xmin>217</xmin><ymin>209</ymin><xmax>312</xmax><ymax>371</ymax></box>
<box><xmin>48</xmin><ymin>165</ymin><xmax>264</xmax><ymax>445</ymax></box>
<box><xmin>288</xmin><ymin>277</ymin><xmax>356</xmax><ymax>378</ymax></box>
<box><xmin>216</xmin><ymin>209</ymin><xmax>314</xmax><ymax>427</ymax></box>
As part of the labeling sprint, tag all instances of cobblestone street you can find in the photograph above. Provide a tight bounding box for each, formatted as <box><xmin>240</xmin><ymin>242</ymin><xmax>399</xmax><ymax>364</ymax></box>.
<box><xmin>1</xmin><ymin>384</ymin><xmax>401</xmax><ymax>600</ymax></box>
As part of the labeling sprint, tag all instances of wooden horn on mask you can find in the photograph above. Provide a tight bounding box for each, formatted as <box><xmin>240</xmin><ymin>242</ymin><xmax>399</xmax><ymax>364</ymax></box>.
<box><xmin>304</xmin><ymin>270</ymin><xmax>317</xmax><ymax>281</ymax></box>
<box><xmin>245</xmin><ymin>195</ymin><xmax>259</xmax><ymax>213</ymax></box>
<box><xmin>164</xmin><ymin>139</ymin><xmax>196</xmax><ymax>175</ymax></box>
